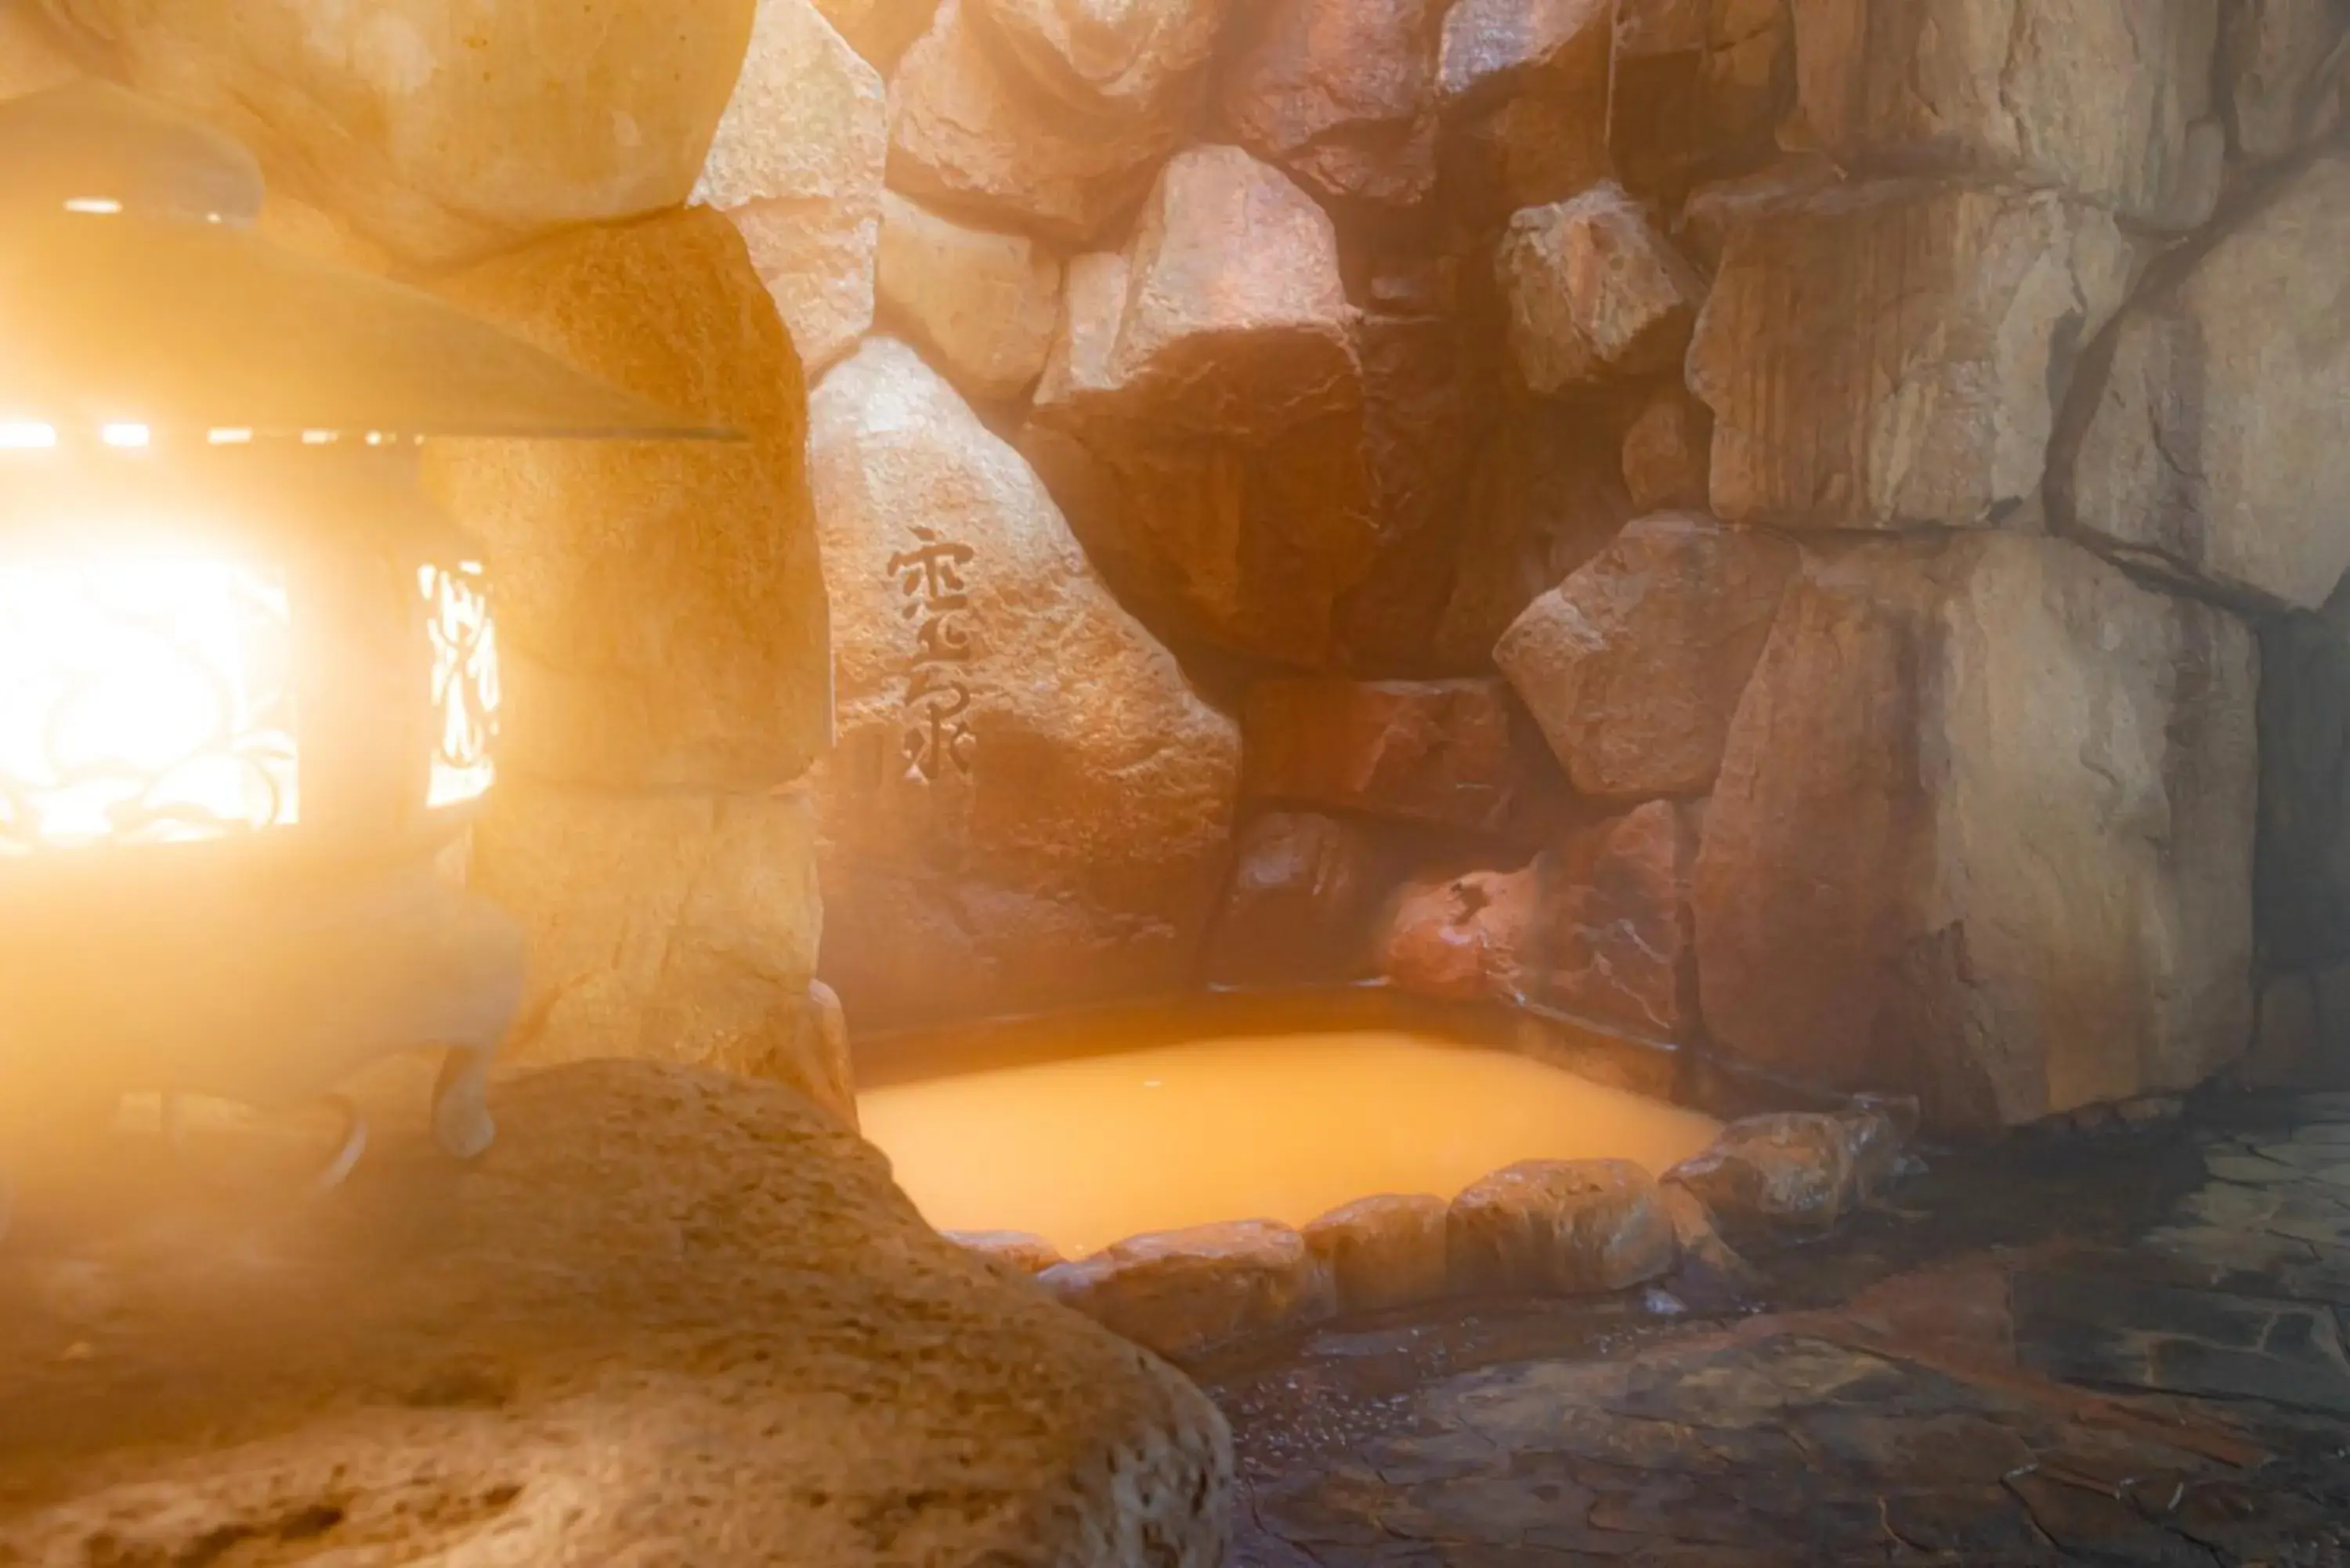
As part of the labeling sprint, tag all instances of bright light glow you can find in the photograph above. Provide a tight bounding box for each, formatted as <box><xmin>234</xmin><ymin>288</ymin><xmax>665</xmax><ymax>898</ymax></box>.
<box><xmin>99</xmin><ymin>423</ymin><xmax>151</xmax><ymax>450</ymax></box>
<box><xmin>300</xmin><ymin>431</ymin><xmax>338</xmax><ymax>446</ymax></box>
<box><xmin>63</xmin><ymin>197</ymin><xmax>122</xmax><ymax>216</ymax></box>
<box><xmin>206</xmin><ymin>428</ymin><xmax>254</xmax><ymax>446</ymax></box>
<box><xmin>422</xmin><ymin>562</ymin><xmax>499</xmax><ymax>809</ymax></box>
<box><xmin>0</xmin><ymin>421</ymin><xmax>58</xmax><ymax>450</ymax></box>
<box><xmin>0</xmin><ymin>551</ymin><xmax>299</xmax><ymax>854</ymax></box>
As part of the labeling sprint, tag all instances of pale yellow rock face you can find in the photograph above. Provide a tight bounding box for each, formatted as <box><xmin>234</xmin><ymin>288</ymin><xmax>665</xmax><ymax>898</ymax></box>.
<box><xmin>877</xmin><ymin>189</ymin><xmax>1062</xmax><ymax>404</ymax></box>
<box><xmin>697</xmin><ymin>0</ymin><xmax>888</xmax><ymax>376</ymax></box>
<box><xmin>46</xmin><ymin>0</ymin><xmax>754</xmax><ymax>264</ymax></box>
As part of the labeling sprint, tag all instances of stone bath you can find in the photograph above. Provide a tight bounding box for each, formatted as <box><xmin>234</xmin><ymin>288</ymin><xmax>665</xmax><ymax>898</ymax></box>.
<box><xmin>859</xmin><ymin>1025</ymin><xmax>1723</xmax><ymax>1258</ymax></box>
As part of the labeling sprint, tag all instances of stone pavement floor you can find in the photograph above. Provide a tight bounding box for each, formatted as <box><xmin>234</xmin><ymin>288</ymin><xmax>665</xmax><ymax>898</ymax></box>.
<box><xmin>1202</xmin><ymin>1093</ymin><xmax>2350</xmax><ymax>1566</ymax></box>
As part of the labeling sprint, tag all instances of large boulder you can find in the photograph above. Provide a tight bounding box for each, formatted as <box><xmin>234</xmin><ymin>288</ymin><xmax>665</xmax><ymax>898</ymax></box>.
<box><xmin>1690</xmin><ymin>179</ymin><xmax>2133</xmax><ymax>532</ymax></box>
<box><xmin>2220</xmin><ymin>0</ymin><xmax>2348</xmax><ymax>161</ymax></box>
<box><xmin>1043</xmin><ymin>1222</ymin><xmax>1336</xmax><ymax>1360</ymax></box>
<box><xmin>1215</xmin><ymin>0</ymin><xmax>1445</xmax><ymax>209</ymax></box>
<box><xmin>1438</xmin><ymin>0</ymin><xmax>1612</xmax><ymax>108</ymax></box>
<box><xmin>695</xmin><ymin>0</ymin><xmax>888</xmax><ymax>377</ymax></box>
<box><xmin>1529</xmin><ymin>800</ymin><xmax>1698</xmax><ymax>1042</ymax></box>
<box><xmin>1204</xmin><ymin>812</ymin><xmax>1386</xmax><ymax>987</ymax></box>
<box><xmin>1305</xmin><ymin>1194</ymin><xmax>1453</xmax><ymax>1314</ymax></box>
<box><xmin>964</xmin><ymin>0</ymin><xmax>1228</xmax><ymax>121</ymax></box>
<box><xmin>808</xmin><ymin>338</ymin><xmax>1241</xmax><ymax>1031</ymax></box>
<box><xmin>1498</xmin><ymin>182</ymin><xmax>1706</xmax><ymax>394</ymax></box>
<box><xmin>1791</xmin><ymin>0</ymin><xmax>2220</xmax><ymax>226</ymax></box>
<box><xmin>1448</xmin><ymin>1159</ymin><xmax>1679</xmax><ymax>1297</ymax></box>
<box><xmin>888</xmin><ymin>0</ymin><xmax>1205</xmax><ymax>244</ymax></box>
<box><xmin>422</xmin><ymin>208</ymin><xmax>831</xmax><ymax>794</ymax></box>
<box><xmin>2063</xmin><ymin>152</ymin><xmax>2350</xmax><ymax>613</ymax></box>
<box><xmin>49</xmin><ymin>0</ymin><xmax>754</xmax><ymax>264</ymax></box>
<box><xmin>1608</xmin><ymin>0</ymin><xmax>1793</xmax><ymax>196</ymax></box>
<box><xmin>472</xmin><ymin>782</ymin><xmax>826</xmax><ymax>1095</ymax></box>
<box><xmin>1619</xmin><ymin>385</ymin><xmax>1712</xmax><ymax>515</ymax></box>
<box><xmin>1691</xmin><ymin>533</ymin><xmax>2258</xmax><ymax>1130</ymax></box>
<box><xmin>1380</xmin><ymin>864</ymin><xmax>1542</xmax><ymax>1003</ymax></box>
<box><xmin>876</xmin><ymin>190</ymin><xmax>1063</xmax><ymax>404</ymax></box>
<box><xmin>1242</xmin><ymin>678</ymin><xmax>1541</xmax><ymax>835</ymax></box>
<box><xmin>0</xmin><ymin>1063</ymin><xmax>1231</xmax><ymax>1566</ymax></box>
<box><xmin>1497</xmin><ymin>515</ymin><xmax>1799</xmax><ymax>801</ymax></box>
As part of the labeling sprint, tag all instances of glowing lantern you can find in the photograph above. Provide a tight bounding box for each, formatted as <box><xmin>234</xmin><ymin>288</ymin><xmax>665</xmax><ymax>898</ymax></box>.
<box><xmin>0</xmin><ymin>83</ymin><xmax>725</xmax><ymax>1182</ymax></box>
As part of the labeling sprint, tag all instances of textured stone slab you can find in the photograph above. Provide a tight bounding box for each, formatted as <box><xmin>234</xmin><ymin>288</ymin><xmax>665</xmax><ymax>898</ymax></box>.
<box><xmin>1448</xmin><ymin>1160</ymin><xmax>1678</xmax><ymax>1297</ymax></box>
<box><xmin>1045</xmin><ymin>1222</ymin><xmax>1336</xmax><ymax>1359</ymax></box>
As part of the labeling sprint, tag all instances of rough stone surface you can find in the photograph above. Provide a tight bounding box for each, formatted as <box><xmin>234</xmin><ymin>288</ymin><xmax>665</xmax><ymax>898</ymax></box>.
<box><xmin>1791</xmin><ymin>0</ymin><xmax>2221</xmax><ymax>226</ymax></box>
<box><xmin>2247</xmin><ymin>968</ymin><xmax>2350</xmax><ymax>1090</ymax></box>
<box><xmin>1692</xmin><ymin>179</ymin><xmax>2133</xmax><ymax>531</ymax></box>
<box><xmin>52</xmin><ymin>0</ymin><xmax>754</xmax><ymax>264</ymax></box>
<box><xmin>1619</xmin><ymin>385</ymin><xmax>1712</xmax><ymax>515</ymax></box>
<box><xmin>1608</xmin><ymin>0</ymin><xmax>1794</xmax><ymax>197</ymax></box>
<box><xmin>696</xmin><ymin>0</ymin><xmax>888</xmax><ymax>377</ymax></box>
<box><xmin>1692</xmin><ymin>533</ymin><xmax>2258</xmax><ymax>1130</ymax></box>
<box><xmin>779</xmin><ymin>979</ymin><xmax>859</xmax><ymax>1129</ymax></box>
<box><xmin>2258</xmin><ymin>591</ymin><xmax>2350</xmax><ymax>972</ymax></box>
<box><xmin>2065</xmin><ymin>152</ymin><xmax>2350</xmax><ymax>612</ymax></box>
<box><xmin>1305</xmin><ymin>1194</ymin><xmax>1454</xmax><ymax>1314</ymax></box>
<box><xmin>1438</xmin><ymin>0</ymin><xmax>1614</xmax><ymax>108</ymax></box>
<box><xmin>1499</xmin><ymin>183</ymin><xmax>1706</xmax><ymax>394</ymax></box>
<box><xmin>808</xmin><ymin>338</ymin><xmax>1240</xmax><ymax>1031</ymax></box>
<box><xmin>1675</xmin><ymin>151</ymin><xmax>1844</xmax><ymax>267</ymax></box>
<box><xmin>1044</xmin><ymin>1222</ymin><xmax>1336</xmax><ymax>1360</ymax></box>
<box><xmin>1204</xmin><ymin>813</ymin><xmax>1386</xmax><ymax>988</ymax></box>
<box><xmin>0</xmin><ymin>1063</ymin><xmax>1232</xmax><ymax>1566</ymax></box>
<box><xmin>1529</xmin><ymin>801</ymin><xmax>1698</xmax><ymax>1042</ymax></box>
<box><xmin>1216</xmin><ymin>0</ymin><xmax>1444</xmax><ymax>209</ymax></box>
<box><xmin>422</xmin><ymin>208</ymin><xmax>830</xmax><ymax>793</ymax></box>
<box><xmin>888</xmin><ymin>0</ymin><xmax>1201</xmax><ymax>244</ymax></box>
<box><xmin>949</xmin><ymin>1230</ymin><xmax>1069</xmax><ymax>1275</ymax></box>
<box><xmin>1380</xmin><ymin>865</ymin><xmax>1540</xmax><ymax>1004</ymax></box>
<box><xmin>876</xmin><ymin>190</ymin><xmax>1062</xmax><ymax>404</ymax></box>
<box><xmin>1667</xmin><ymin>1113</ymin><xmax>1860</xmax><ymax>1245</ymax></box>
<box><xmin>1497</xmin><ymin>515</ymin><xmax>1799</xmax><ymax>800</ymax></box>
<box><xmin>1434</xmin><ymin>406</ymin><xmax>1636</xmax><ymax>670</ymax></box>
<box><xmin>2222</xmin><ymin>0</ymin><xmax>2349</xmax><ymax>160</ymax></box>
<box><xmin>1242</xmin><ymin>679</ymin><xmax>1538</xmax><ymax>834</ymax></box>
<box><xmin>1448</xmin><ymin>1159</ymin><xmax>1679</xmax><ymax>1297</ymax></box>
<box><xmin>814</xmin><ymin>0</ymin><xmax>941</xmax><ymax>69</ymax></box>
<box><xmin>472</xmin><ymin>782</ymin><xmax>824</xmax><ymax>1090</ymax></box>
<box><xmin>964</xmin><ymin>0</ymin><xmax>1227</xmax><ymax>122</ymax></box>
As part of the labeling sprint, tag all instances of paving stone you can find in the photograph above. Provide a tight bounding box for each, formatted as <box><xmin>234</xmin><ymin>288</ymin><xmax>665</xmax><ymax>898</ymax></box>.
<box><xmin>1882</xmin><ymin>1488</ymin><xmax>2055</xmax><ymax>1559</ymax></box>
<box><xmin>2016</xmin><ymin>1269</ymin><xmax>2350</xmax><ymax>1414</ymax></box>
<box><xmin>2005</xmin><ymin>1471</ymin><xmax>2219</xmax><ymax>1567</ymax></box>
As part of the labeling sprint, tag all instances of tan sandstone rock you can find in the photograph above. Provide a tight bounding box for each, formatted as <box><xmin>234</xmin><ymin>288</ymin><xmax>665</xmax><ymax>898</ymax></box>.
<box><xmin>1620</xmin><ymin>386</ymin><xmax>1713</xmax><ymax>515</ymax></box>
<box><xmin>1530</xmin><ymin>801</ymin><xmax>1698</xmax><ymax>1042</ymax></box>
<box><xmin>1205</xmin><ymin>812</ymin><xmax>1386</xmax><ymax>988</ymax></box>
<box><xmin>949</xmin><ymin>1229</ymin><xmax>1069</xmax><ymax>1275</ymax></box>
<box><xmin>1499</xmin><ymin>182</ymin><xmax>1705</xmax><ymax>394</ymax></box>
<box><xmin>1439</xmin><ymin>0</ymin><xmax>1613</xmax><ymax>107</ymax></box>
<box><xmin>815</xmin><ymin>0</ymin><xmax>940</xmax><ymax>70</ymax></box>
<box><xmin>779</xmin><ymin>979</ymin><xmax>859</xmax><ymax>1129</ymax></box>
<box><xmin>1791</xmin><ymin>0</ymin><xmax>2221</xmax><ymax>226</ymax></box>
<box><xmin>1690</xmin><ymin>179</ymin><xmax>2133</xmax><ymax>532</ymax></box>
<box><xmin>1497</xmin><ymin>515</ymin><xmax>1799</xmax><ymax>800</ymax></box>
<box><xmin>1692</xmin><ymin>533</ymin><xmax>2258</xmax><ymax>1130</ymax></box>
<box><xmin>1306</xmin><ymin>1194</ymin><xmax>1453</xmax><ymax>1314</ymax></box>
<box><xmin>1216</xmin><ymin>0</ymin><xmax>1445</xmax><ymax>209</ymax></box>
<box><xmin>472</xmin><ymin>782</ymin><xmax>826</xmax><ymax>1093</ymax></box>
<box><xmin>696</xmin><ymin>0</ymin><xmax>888</xmax><ymax>376</ymax></box>
<box><xmin>1</xmin><ymin>0</ymin><xmax>78</xmax><ymax>99</ymax></box>
<box><xmin>0</xmin><ymin>1063</ymin><xmax>1232</xmax><ymax>1566</ymax></box>
<box><xmin>49</xmin><ymin>0</ymin><xmax>753</xmax><ymax>264</ymax></box>
<box><xmin>877</xmin><ymin>190</ymin><xmax>1062</xmax><ymax>403</ymax></box>
<box><xmin>1448</xmin><ymin>1159</ymin><xmax>1679</xmax><ymax>1297</ymax></box>
<box><xmin>422</xmin><ymin>208</ymin><xmax>831</xmax><ymax>793</ymax></box>
<box><xmin>2222</xmin><ymin>0</ymin><xmax>2349</xmax><ymax>161</ymax></box>
<box><xmin>1044</xmin><ymin>1221</ymin><xmax>1336</xmax><ymax>1359</ymax></box>
<box><xmin>1242</xmin><ymin>678</ymin><xmax>1540</xmax><ymax>835</ymax></box>
<box><xmin>965</xmin><ymin>0</ymin><xmax>1227</xmax><ymax>122</ymax></box>
<box><xmin>808</xmin><ymin>338</ymin><xmax>1241</xmax><ymax>1031</ymax></box>
<box><xmin>888</xmin><ymin>0</ymin><xmax>1201</xmax><ymax>244</ymax></box>
<box><xmin>2064</xmin><ymin>152</ymin><xmax>2350</xmax><ymax>613</ymax></box>
<box><xmin>1666</xmin><ymin>1113</ymin><xmax>1860</xmax><ymax>1245</ymax></box>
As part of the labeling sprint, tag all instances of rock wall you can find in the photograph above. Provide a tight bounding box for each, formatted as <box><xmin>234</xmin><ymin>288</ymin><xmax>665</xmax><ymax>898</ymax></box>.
<box><xmin>689</xmin><ymin>0</ymin><xmax>2334</xmax><ymax>1129</ymax></box>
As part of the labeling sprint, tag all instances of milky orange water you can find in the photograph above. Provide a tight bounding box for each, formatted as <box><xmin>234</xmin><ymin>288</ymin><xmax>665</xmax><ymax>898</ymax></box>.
<box><xmin>856</xmin><ymin>1031</ymin><xmax>1723</xmax><ymax>1259</ymax></box>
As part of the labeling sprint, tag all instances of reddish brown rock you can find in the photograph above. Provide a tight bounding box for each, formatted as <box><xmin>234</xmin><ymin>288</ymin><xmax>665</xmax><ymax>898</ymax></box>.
<box><xmin>1692</xmin><ymin>534</ymin><xmax>2258</xmax><ymax>1130</ymax></box>
<box><xmin>1499</xmin><ymin>182</ymin><xmax>1706</xmax><ymax>394</ymax></box>
<box><xmin>1043</xmin><ymin>1221</ymin><xmax>1336</xmax><ymax>1358</ymax></box>
<box><xmin>1495</xmin><ymin>515</ymin><xmax>1799</xmax><ymax>800</ymax></box>
<box><xmin>1206</xmin><ymin>813</ymin><xmax>1386</xmax><ymax>988</ymax></box>
<box><xmin>1439</xmin><ymin>0</ymin><xmax>1613</xmax><ymax>107</ymax></box>
<box><xmin>1380</xmin><ymin>865</ymin><xmax>1541</xmax><ymax>1003</ymax></box>
<box><xmin>1448</xmin><ymin>1159</ymin><xmax>1679</xmax><ymax>1297</ymax></box>
<box><xmin>1620</xmin><ymin>387</ymin><xmax>1712</xmax><ymax>514</ymax></box>
<box><xmin>1305</xmin><ymin>1194</ymin><xmax>1453</xmax><ymax>1313</ymax></box>
<box><xmin>1674</xmin><ymin>153</ymin><xmax>1843</xmax><ymax>267</ymax></box>
<box><xmin>1217</xmin><ymin>0</ymin><xmax>1445</xmax><ymax>209</ymax></box>
<box><xmin>1666</xmin><ymin>1114</ymin><xmax>1857</xmax><ymax>1245</ymax></box>
<box><xmin>809</xmin><ymin>338</ymin><xmax>1241</xmax><ymax>1031</ymax></box>
<box><xmin>1792</xmin><ymin>0</ymin><xmax>2219</xmax><ymax>226</ymax></box>
<box><xmin>1434</xmin><ymin>406</ymin><xmax>1636</xmax><ymax>670</ymax></box>
<box><xmin>966</xmin><ymin>0</ymin><xmax>1228</xmax><ymax>121</ymax></box>
<box><xmin>888</xmin><ymin>0</ymin><xmax>1191</xmax><ymax>244</ymax></box>
<box><xmin>1690</xmin><ymin>179</ymin><xmax>2133</xmax><ymax>531</ymax></box>
<box><xmin>1243</xmin><ymin>679</ymin><xmax>1539</xmax><ymax>833</ymax></box>
<box><xmin>1659</xmin><ymin>1182</ymin><xmax>1762</xmax><ymax>1293</ymax></box>
<box><xmin>1442</xmin><ymin>89</ymin><xmax>1613</xmax><ymax>223</ymax></box>
<box><xmin>1530</xmin><ymin>801</ymin><xmax>1697</xmax><ymax>1042</ymax></box>
<box><xmin>948</xmin><ymin>1230</ymin><xmax>1068</xmax><ymax>1274</ymax></box>
<box><xmin>1607</xmin><ymin>0</ymin><xmax>1793</xmax><ymax>195</ymax></box>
